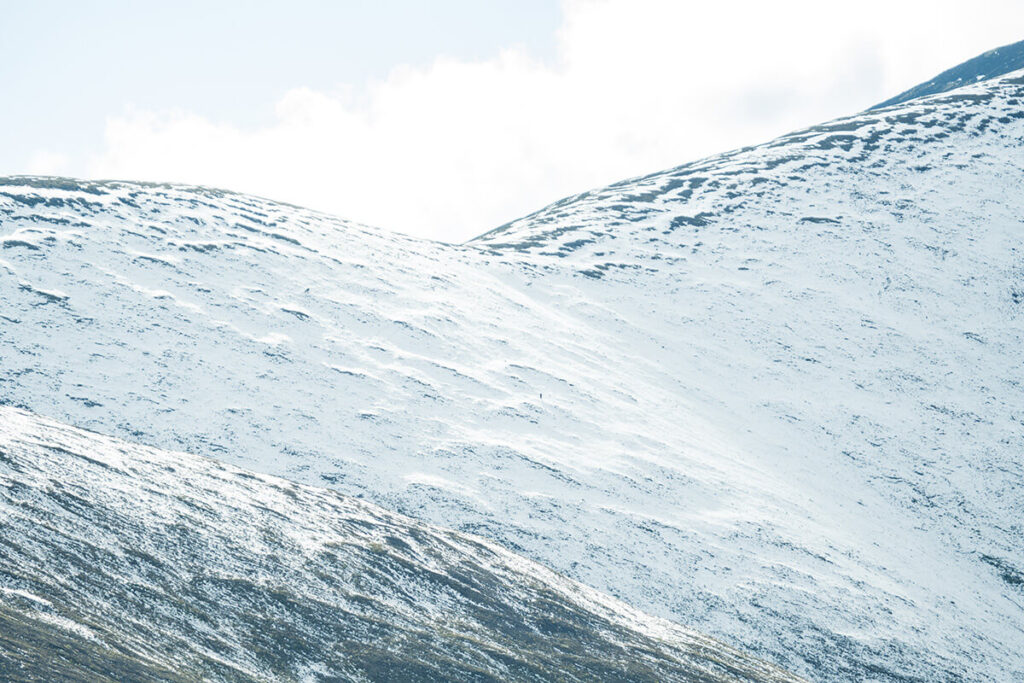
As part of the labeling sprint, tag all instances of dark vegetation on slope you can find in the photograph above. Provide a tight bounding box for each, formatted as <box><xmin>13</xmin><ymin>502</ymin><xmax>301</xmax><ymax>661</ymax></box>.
<box><xmin>0</xmin><ymin>606</ymin><xmax>194</xmax><ymax>683</ymax></box>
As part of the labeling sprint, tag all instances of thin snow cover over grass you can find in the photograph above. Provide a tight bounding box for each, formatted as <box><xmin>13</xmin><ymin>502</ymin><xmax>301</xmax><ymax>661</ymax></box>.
<box><xmin>0</xmin><ymin>407</ymin><xmax>799</xmax><ymax>683</ymax></box>
<box><xmin>1</xmin><ymin>70</ymin><xmax>1023</xmax><ymax>680</ymax></box>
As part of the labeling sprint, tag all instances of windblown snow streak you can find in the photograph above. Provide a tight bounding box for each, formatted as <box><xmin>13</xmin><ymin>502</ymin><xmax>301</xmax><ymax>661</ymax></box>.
<box><xmin>0</xmin><ymin>407</ymin><xmax>800</xmax><ymax>682</ymax></box>
<box><xmin>1</xmin><ymin>67</ymin><xmax>1023</xmax><ymax>681</ymax></box>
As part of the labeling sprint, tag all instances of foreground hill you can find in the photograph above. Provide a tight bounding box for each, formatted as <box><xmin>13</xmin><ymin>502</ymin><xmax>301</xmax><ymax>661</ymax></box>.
<box><xmin>2</xmin><ymin>65</ymin><xmax>1023</xmax><ymax>681</ymax></box>
<box><xmin>0</xmin><ymin>407</ymin><xmax>799</xmax><ymax>682</ymax></box>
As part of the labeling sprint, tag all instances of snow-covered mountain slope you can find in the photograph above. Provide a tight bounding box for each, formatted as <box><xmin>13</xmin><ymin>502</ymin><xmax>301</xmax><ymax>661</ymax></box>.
<box><xmin>2</xmin><ymin>67</ymin><xmax>1023</xmax><ymax>681</ymax></box>
<box><xmin>873</xmin><ymin>38</ymin><xmax>1024</xmax><ymax>109</ymax></box>
<box><xmin>471</xmin><ymin>71</ymin><xmax>1024</xmax><ymax>678</ymax></box>
<box><xmin>0</xmin><ymin>407</ymin><xmax>800</xmax><ymax>683</ymax></box>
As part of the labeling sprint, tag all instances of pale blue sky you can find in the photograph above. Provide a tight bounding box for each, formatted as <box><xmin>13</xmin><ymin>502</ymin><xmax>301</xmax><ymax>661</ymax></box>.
<box><xmin>1</xmin><ymin>1</ymin><xmax>559</xmax><ymax>173</ymax></box>
<box><xmin>2</xmin><ymin>1</ymin><xmax>1020</xmax><ymax>240</ymax></box>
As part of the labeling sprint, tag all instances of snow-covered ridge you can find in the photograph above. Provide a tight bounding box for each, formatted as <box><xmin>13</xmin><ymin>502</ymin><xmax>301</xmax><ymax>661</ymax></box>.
<box><xmin>1</xmin><ymin>68</ymin><xmax>1023</xmax><ymax>679</ymax></box>
<box><xmin>0</xmin><ymin>406</ymin><xmax>801</xmax><ymax>682</ymax></box>
<box><xmin>473</xmin><ymin>68</ymin><xmax>1024</xmax><ymax>264</ymax></box>
<box><xmin>872</xmin><ymin>38</ymin><xmax>1024</xmax><ymax>109</ymax></box>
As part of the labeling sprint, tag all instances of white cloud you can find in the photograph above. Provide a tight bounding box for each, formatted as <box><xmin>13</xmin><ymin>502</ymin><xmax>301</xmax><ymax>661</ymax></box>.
<box><xmin>27</xmin><ymin>150</ymin><xmax>70</xmax><ymax>176</ymax></box>
<box><xmin>88</xmin><ymin>0</ymin><xmax>1023</xmax><ymax>241</ymax></box>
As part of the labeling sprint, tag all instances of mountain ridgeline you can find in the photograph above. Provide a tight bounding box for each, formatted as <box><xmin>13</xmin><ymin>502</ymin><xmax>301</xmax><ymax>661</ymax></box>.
<box><xmin>872</xmin><ymin>38</ymin><xmax>1024</xmax><ymax>109</ymax></box>
<box><xmin>1</xmin><ymin>53</ymin><xmax>1023</xmax><ymax>681</ymax></box>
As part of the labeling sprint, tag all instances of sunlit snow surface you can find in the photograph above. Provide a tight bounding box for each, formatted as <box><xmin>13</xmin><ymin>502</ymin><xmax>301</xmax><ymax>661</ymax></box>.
<box><xmin>2</xmin><ymin>71</ymin><xmax>1023</xmax><ymax>680</ymax></box>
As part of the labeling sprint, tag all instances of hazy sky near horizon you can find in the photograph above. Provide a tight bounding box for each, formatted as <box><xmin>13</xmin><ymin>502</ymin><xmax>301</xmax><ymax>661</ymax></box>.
<box><xmin>2</xmin><ymin>1</ymin><xmax>1021</xmax><ymax>241</ymax></box>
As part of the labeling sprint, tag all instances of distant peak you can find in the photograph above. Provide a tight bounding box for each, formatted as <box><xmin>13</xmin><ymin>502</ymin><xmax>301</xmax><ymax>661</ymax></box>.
<box><xmin>872</xmin><ymin>38</ymin><xmax>1024</xmax><ymax>109</ymax></box>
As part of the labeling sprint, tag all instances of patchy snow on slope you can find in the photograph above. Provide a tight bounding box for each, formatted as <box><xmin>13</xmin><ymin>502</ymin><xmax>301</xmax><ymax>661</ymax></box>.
<box><xmin>0</xmin><ymin>406</ymin><xmax>800</xmax><ymax>683</ymax></box>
